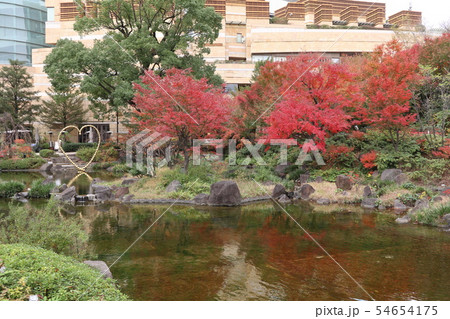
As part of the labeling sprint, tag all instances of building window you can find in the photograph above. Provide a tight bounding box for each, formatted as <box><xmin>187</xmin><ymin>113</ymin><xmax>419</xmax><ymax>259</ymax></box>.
<box><xmin>47</xmin><ymin>7</ymin><xmax>54</xmax><ymax>21</ymax></box>
<box><xmin>236</xmin><ymin>33</ymin><xmax>243</xmax><ymax>43</ymax></box>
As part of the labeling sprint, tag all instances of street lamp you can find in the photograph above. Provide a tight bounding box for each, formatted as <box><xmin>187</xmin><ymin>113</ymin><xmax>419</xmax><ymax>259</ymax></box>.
<box><xmin>48</xmin><ymin>131</ymin><xmax>53</xmax><ymax>149</ymax></box>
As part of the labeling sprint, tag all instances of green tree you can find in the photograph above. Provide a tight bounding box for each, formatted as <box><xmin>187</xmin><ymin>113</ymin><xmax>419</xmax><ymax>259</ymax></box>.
<box><xmin>40</xmin><ymin>88</ymin><xmax>86</xmax><ymax>129</ymax></box>
<box><xmin>43</xmin><ymin>0</ymin><xmax>223</xmax><ymax>137</ymax></box>
<box><xmin>0</xmin><ymin>60</ymin><xmax>39</xmax><ymax>126</ymax></box>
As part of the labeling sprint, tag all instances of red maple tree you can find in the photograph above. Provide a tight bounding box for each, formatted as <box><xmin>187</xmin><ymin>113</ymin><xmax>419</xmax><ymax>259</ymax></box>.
<box><xmin>358</xmin><ymin>40</ymin><xmax>421</xmax><ymax>150</ymax></box>
<box><xmin>263</xmin><ymin>55</ymin><xmax>362</xmax><ymax>150</ymax></box>
<box><xmin>132</xmin><ymin>68</ymin><xmax>231</xmax><ymax>172</ymax></box>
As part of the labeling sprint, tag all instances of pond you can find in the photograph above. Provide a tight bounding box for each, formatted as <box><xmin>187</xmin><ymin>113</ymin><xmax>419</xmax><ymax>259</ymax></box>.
<box><xmin>1</xmin><ymin>172</ymin><xmax>450</xmax><ymax>301</ymax></box>
<box><xmin>77</xmin><ymin>202</ymin><xmax>450</xmax><ymax>301</ymax></box>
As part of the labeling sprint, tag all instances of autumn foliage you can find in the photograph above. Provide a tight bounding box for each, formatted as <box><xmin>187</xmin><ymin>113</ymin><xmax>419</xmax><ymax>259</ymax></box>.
<box><xmin>132</xmin><ymin>68</ymin><xmax>231</xmax><ymax>171</ymax></box>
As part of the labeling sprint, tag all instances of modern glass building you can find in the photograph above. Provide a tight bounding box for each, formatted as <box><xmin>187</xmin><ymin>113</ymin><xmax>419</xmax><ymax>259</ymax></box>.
<box><xmin>0</xmin><ymin>0</ymin><xmax>49</xmax><ymax>65</ymax></box>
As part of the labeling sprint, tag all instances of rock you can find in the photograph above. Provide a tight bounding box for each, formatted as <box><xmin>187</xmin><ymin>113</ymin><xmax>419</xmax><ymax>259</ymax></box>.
<box><xmin>121</xmin><ymin>178</ymin><xmax>139</xmax><ymax>186</ymax></box>
<box><xmin>394</xmin><ymin>199</ymin><xmax>408</xmax><ymax>211</ymax></box>
<box><xmin>52</xmin><ymin>184</ymin><xmax>67</xmax><ymax>194</ymax></box>
<box><xmin>395</xmin><ymin>216</ymin><xmax>411</xmax><ymax>224</ymax></box>
<box><xmin>316</xmin><ymin>198</ymin><xmax>331</xmax><ymax>205</ymax></box>
<box><xmin>335</xmin><ymin>175</ymin><xmax>353</xmax><ymax>191</ymax></box>
<box><xmin>272</xmin><ymin>184</ymin><xmax>287</xmax><ymax>198</ymax></box>
<box><xmin>83</xmin><ymin>261</ymin><xmax>112</xmax><ymax>279</ymax></box>
<box><xmin>29</xmin><ymin>295</ymin><xmax>39</xmax><ymax>301</ymax></box>
<box><xmin>39</xmin><ymin>162</ymin><xmax>53</xmax><ymax>172</ymax></box>
<box><xmin>55</xmin><ymin>186</ymin><xmax>76</xmax><ymax>202</ymax></box>
<box><xmin>194</xmin><ymin>193</ymin><xmax>209</xmax><ymax>205</ymax></box>
<box><xmin>380</xmin><ymin>169</ymin><xmax>402</xmax><ymax>182</ymax></box>
<box><xmin>315</xmin><ymin>176</ymin><xmax>324</xmax><ymax>183</ymax></box>
<box><xmin>378</xmin><ymin>205</ymin><xmax>386</xmax><ymax>210</ymax></box>
<box><xmin>414</xmin><ymin>198</ymin><xmax>429</xmax><ymax>210</ymax></box>
<box><xmin>114</xmin><ymin>187</ymin><xmax>129</xmax><ymax>199</ymax></box>
<box><xmin>361</xmin><ymin>198</ymin><xmax>378</xmax><ymax>209</ymax></box>
<box><xmin>443</xmin><ymin>214</ymin><xmax>450</xmax><ymax>223</ymax></box>
<box><xmin>277</xmin><ymin>194</ymin><xmax>291</xmax><ymax>204</ymax></box>
<box><xmin>363</xmin><ymin>186</ymin><xmax>372</xmax><ymax>198</ymax></box>
<box><xmin>122</xmin><ymin>194</ymin><xmax>135</xmax><ymax>202</ymax></box>
<box><xmin>394</xmin><ymin>173</ymin><xmax>408</xmax><ymax>184</ymax></box>
<box><xmin>91</xmin><ymin>184</ymin><xmax>113</xmax><ymax>201</ymax></box>
<box><xmin>432</xmin><ymin>196</ymin><xmax>443</xmax><ymax>203</ymax></box>
<box><xmin>296</xmin><ymin>184</ymin><xmax>315</xmax><ymax>200</ymax></box>
<box><xmin>274</xmin><ymin>163</ymin><xmax>290</xmax><ymax>178</ymax></box>
<box><xmin>0</xmin><ymin>266</ymin><xmax>5</xmax><ymax>273</ymax></box>
<box><xmin>207</xmin><ymin>181</ymin><xmax>242</xmax><ymax>206</ymax></box>
<box><xmin>165</xmin><ymin>180</ymin><xmax>182</xmax><ymax>193</ymax></box>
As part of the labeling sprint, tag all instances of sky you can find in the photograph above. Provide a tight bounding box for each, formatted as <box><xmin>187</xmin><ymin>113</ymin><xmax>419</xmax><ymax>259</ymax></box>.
<box><xmin>269</xmin><ymin>0</ymin><xmax>449</xmax><ymax>29</ymax></box>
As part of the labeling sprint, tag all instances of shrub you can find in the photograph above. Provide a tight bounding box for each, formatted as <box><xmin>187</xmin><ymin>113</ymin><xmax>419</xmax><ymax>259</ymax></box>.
<box><xmin>413</xmin><ymin>204</ymin><xmax>450</xmax><ymax>226</ymax></box>
<box><xmin>0</xmin><ymin>158</ymin><xmax>46</xmax><ymax>170</ymax></box>
<box><xmin>397</xmin><ymin>193</ymin><xmax>419</xmax><ymax>206</ymax></box>
<box><xmin>0</xmin><ymin>200</ymin><xmax>88</xmax><ymax>257</ymax></box>
<box><xmin>92</xmin><ymin>162</ymin><xmax>113</xmax><ymax>170</ymax></box>
<box><xmin>112</xmin><ymin>164</ymin><xmax>130</xmax><ymax>175</ymax></box>
<box><xmin>160</xmin><ymin>164</ymin><xmax>218</xmax><ymax>198</ymax></box>
<box><xmin>76</xmin><ymin>147</ymin><xmax>98</xmax><ymax>162</ymax></box>
<box><xmin>323</xmin><ymin>145</ymin><xmax>356</xmax><ymax>168</ymax></box>
<box><xmin>39</xmin><ymin>149</ymin><xmax>55</xmax><ymax>158</ymax></box>
<box><xmin>28</xmin><ymin>180</ymin><xmax>55</xmax><ymax>198</ymax></box>
<box><xmin>62</xmin><ymin>142</ymin><xmax>95</xmax><ymax>152</ymax></box>
<box><xmin>360</xmin><ymin>151</ymin><xmax>378</xmax><ymax>170</ymax></box>
<box><xmin>0</xmin><ymin>244</ymin><xmax>128</xmax><ymax>301</ymax></box>
<box><xmin>0</xmin><ymin>181</ymin><xmax>24</xmax><ymax>198</ymax></box>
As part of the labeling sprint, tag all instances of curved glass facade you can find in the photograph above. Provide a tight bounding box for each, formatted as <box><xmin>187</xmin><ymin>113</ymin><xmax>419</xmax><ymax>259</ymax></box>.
<box><xmin>0</xmin><ymin>0</ymin><xmax>48</xmax><ymax>65</ymax></box>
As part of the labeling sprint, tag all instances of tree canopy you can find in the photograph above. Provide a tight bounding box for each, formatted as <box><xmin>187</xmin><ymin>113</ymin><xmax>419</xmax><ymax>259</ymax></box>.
<box><xmin>44</xmin><ymin>0</ymin><xmax>223</xmax><ymax>121</ymax></box>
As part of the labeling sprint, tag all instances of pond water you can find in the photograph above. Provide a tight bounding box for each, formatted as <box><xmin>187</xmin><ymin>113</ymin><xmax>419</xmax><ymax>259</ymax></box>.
<box><xmin>78</xmin><ymin>202</ymin><xmax>450</xmax><ymax>301</ymax></box>
<box><xmin>1</xmin><ymin>172</ymin><xmax>450</xmax><ymax>301</ymax></box>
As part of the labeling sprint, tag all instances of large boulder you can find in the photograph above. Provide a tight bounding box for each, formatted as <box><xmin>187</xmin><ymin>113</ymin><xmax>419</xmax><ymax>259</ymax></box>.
<box><xmin>295</xmin><ymin>184</ymin><xmax>315</xmax><ymax>200</ymax></box>
<box><xmin>272</xmin><ymin>184</ymin><xmax>287</xmax><ymax>199</ymax></box>
<box><xmin>335</xmin><ymin>175</ymin><xmax>353</xmax><ymax>191</ymax></box>
<box><xmin>194</xmin><ymin>193</ymin><xmax>209</xmax><ymax>205</ymax></box>
<box><xmin>83</xmin><ymin>261</ymin><xmax>112</xmax><ymax>279</ymax></box>
<box><xmin>277</xmin><ymin>194</ymin><xmax>291</xmax><ymax>204</ymax></box>
<box><xmin>207</xmin><ymin>181</ymin><xmax>242</xmax><ymax>206</ymax></box>
<box><xmin>114</xmin><ymin>187</ymin><xmax>129</xmax><ymax>199</ymax></box>
<box><xmin>380</xmin><ymin>169</ymin><xmax>402</xmax><ymax>182</ymax></box>
<box><xmin>54</xmin><ymin>186</ymin><xmax>76</xmax><ymax>202</ymax></box>
<box><xmin>91</xmin><ymin>184</ymin><xmax>113</xmax><ymax>201</ymax></box>
<box><xmin>165</xmin><ymin>180</ymin><xmax>182</xmax><ymax>193</ymax></box>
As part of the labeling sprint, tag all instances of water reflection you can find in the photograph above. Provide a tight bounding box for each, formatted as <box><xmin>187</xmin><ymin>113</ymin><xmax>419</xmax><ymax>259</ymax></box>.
<box><xmin>74</xmin><ymin>203</ymin><xmax>450</xmax><ymax>301</ymax></box>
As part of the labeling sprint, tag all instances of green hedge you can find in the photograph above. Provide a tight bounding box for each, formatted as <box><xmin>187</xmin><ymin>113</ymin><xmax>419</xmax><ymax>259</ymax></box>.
<box><xmin>0</xmin><ymin>181</ymin><xmax>24</xmax><ymax>198</ymax></box>
<box><xmin>62</xmin><ymin>143</ymin><xmax>96</xmax><ymax>152</ymax></box>
<box><xmin>39</xmin><ymin>149</ymin><xmax>55</xmax><ymax>158</ymax></box>
<box><xmin>0</xmin><ymin>244</ymin><xmax>128</xmax><ymax>301</ymax></box>
<box><xmin>0</xmin><ymin>158</ymin><xmax>46</xmax><ymax>170</ymax></box>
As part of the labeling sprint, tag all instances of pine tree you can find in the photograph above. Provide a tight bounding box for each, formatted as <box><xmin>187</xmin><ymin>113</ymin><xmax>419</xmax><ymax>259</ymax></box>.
<box><xmin>40</xmin><ymin>88</ymin><xmax>85</xmax><ymax>129</ymax></box>
<box><xmin>0</xmin><ymin>60</ymin><xmax>40</xmax><ymax>125</ymax></box>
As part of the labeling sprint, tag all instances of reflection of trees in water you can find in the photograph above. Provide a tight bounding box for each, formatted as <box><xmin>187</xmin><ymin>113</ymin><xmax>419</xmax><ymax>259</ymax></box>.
<box><xmin>64</xmin><ymin>202</ymin><xmax>450</xmax><ymax>300</ymax></box>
